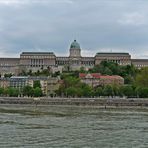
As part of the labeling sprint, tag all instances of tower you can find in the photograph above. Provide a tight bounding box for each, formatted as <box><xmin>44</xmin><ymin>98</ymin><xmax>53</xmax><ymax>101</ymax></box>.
<box><xmin>69</xmin><ymin>40</ymin><xmax>81</xmax><ymax>57</ymax></box>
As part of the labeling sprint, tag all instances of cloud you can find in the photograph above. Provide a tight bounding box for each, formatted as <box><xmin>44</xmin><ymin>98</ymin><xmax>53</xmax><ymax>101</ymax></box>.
<box><xmin>0</xmin><ymin>0</ymin><xmax>73</xmax><ymax>6</ymax></box>
<box><xmin>118</xmin><ymin>12</ymin><xmax>146</xmax><ymax>26</ymax></box>
<box><xmin>0</xmin><ymin>0</ymin><xmax>28</xmax><ymax>5</ymax></box>
<box><xmin>0</xmin><ymin>0</ymin><xmax>148</xmax><ymax>58</ymax></box>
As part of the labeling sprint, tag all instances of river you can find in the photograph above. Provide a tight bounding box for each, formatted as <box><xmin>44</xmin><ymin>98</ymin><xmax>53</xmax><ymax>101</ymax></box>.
<box><xmin>0</xmin><ymin>105</ymin><xmax>148</xmax><ymax>148</ymax></box>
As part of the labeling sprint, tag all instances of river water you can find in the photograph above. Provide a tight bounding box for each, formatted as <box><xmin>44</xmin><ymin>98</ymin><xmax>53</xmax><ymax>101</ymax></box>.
<box><xmin>0</xmin><ymin>105</ymin><xmax>148</xmax><ymax>148</ymax></box>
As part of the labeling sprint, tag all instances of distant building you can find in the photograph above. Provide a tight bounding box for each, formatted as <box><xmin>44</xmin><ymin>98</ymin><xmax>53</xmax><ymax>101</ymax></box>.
<box><xmin>47</xmin><ymin>77</ymin><xmax>60</xmax><ymax>96</ymax></box>
<box><xmin>95</xmin><ymin>53</ymin><xmax>131</xmax><ymax>65</ymax></box>
<box><xmin>0</xmin><ymin>76</ymin><xmax>60</xmax><ymax>95</ymax></box>
<box><xmin>79</xmin><ymin>73</ymin><xmax>124</xmax><ymax>87</ymax></box>
<box><xmin>0</xmin><ymin>40</ymin><xmax>148</xmax><ymax>75</ymax></box>
<box><xmin>9</xmin><ymin>76</ymin><xmax>28</xmax><ymax>90</ymax></box>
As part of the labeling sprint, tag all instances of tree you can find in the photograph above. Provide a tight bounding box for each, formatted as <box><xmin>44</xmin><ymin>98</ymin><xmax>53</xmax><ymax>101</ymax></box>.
<box><xmin>103</xmin><ymin>85</ymin><xmax>114</xmax><ymax>97</ymax></box>
<box><xmin>135</xmin><ymin>67</ymin><xmax>148</xmax><ymax>87</ymax></box>
<box><xmin>82</xmin><ymin>84</ymin><xmax>93</xmax><ymax>97</ymax></box>
<box><xmin>135</xmin><ymin>87</ymin><xmax>148</xmax><ymax>98</ymax></box>
<box><xmin>18</xmin><ymin>70</ymin><xmax>27</xmax><ymax>76</ymax></box>
<box><xmin>28</xmin><ymin>70</ymin><xmax>33</xmax><ymax>76</ymax></box>
<box><xmin>23</xmin><ymin>85</ymin><xmax>34</xmax><ymax>97</ymax></box>
<box><xmin>66</xmin><ymin>87</ymin><xmax>77</xmax><ymax>97</ymax></box>
<box><xmin>33</xmin><ymin>87</ymin><xmax>42</xmax><ymax>97</ymax></box>
<box><xmin>33</xmin><ymin>80</ymin><xmax>41</xmax><ymax>88</ymax></box>
<box><xmin>41</xmin><ymin>69</ymin><xmax>51</xmax><ymax>76</ymax></box>
<box><xmin>80</xmin><ymin>67</ymin><xmax>86</xmax><ymax>73</ymax></box>
<box><xmin>56</xmin><ymin>85</ymin><xmax>65</xmax><ymax>97</ymax></box>
<box><xmin>64</xmin><ymin>76</ymin><xmax>80</xmax><ymax>88</ymax></box>
<box><xmin>103</xmin><ymin>67</ymin><xmax>113</xmax><ymax>75</ymax></box>
<box><xmin>112</xmin><ymin>85</ymin><xmax>120</xmax><ymax>96</ymax></box>
<box><xmin>0</xmin><ymin>87</ymin><xmax>4</xmax><ymax>96</ymax></box>
<box><xmin>76</xmin><ymin>87</ymin><xmax>83</xmax><ymax>97</ymax></box>
<box><xmin>120</xmin><ymin>85</ymin><xmax>134</xmax><ymax>97</ymax></box>
<box><xmin>5</xmin><ymin>87</ymin><xmax>19</xmax><ymax>97</ymax></box>
<box><xmin>95</xmin><ymin>87</ymin><xmax>103</xmax><ymax>97</ymax></box>
<box><xmin>4</xmin><ymin>73</ymin><xmax>13</xmax><ymax>78</ymax></box>
<box><xmin>124</xmin><ymin>75</ymin><xmax>134</xmax><ymax>84</ymax></box>
<box><xmin>52</xmin><ymin>71</ymin><xmax>60</xmax><ymax>77</ymax></box>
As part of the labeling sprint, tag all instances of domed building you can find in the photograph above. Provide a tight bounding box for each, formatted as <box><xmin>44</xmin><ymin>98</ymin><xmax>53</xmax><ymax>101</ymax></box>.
<box><xmin>0</xmin><ymin>39</ymin><xmax>147</xmax><ymax>76</ymax></box>
<box><xmin>55</xmin><ymin>40</ymin><xmax>95</xmax><ymax>71</ymax></box>
<box><xmin>69</xmin><ymin>40</ymin><xmax>81</xmax><ymax>57</ymax></box>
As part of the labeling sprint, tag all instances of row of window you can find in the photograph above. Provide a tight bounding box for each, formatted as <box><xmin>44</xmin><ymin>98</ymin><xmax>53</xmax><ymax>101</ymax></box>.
<box><xmin>56</xmin><ymin>61</ymin><xmax>95</xmax><ymax>65</ymax></box>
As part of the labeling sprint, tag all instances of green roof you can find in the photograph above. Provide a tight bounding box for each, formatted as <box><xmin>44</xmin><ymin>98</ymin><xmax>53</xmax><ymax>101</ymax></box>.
<box><xmin>70</xmin><ymin>40</ymin><xmax>80</xmax><ymax>49</ymax></box>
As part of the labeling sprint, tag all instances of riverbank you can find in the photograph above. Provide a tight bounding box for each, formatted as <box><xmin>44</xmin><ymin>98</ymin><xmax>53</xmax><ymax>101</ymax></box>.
<box><xmin>0</xmin><ymin>97</ymin><xmax>148</xmax><ymax>107</ymax></box>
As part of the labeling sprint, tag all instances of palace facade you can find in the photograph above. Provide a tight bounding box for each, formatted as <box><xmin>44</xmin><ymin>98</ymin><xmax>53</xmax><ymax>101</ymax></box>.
<box><xmin>0</xmin><ymin>40</ymin><xmax>148</xmax><ymax>75</ymax></box>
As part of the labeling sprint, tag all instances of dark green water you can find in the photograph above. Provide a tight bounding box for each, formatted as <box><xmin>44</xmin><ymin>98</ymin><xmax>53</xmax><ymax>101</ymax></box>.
<box><xmin>0</xmin><ymin>105</ymin><xmax>148</xmax><ymax>148</ymax></box>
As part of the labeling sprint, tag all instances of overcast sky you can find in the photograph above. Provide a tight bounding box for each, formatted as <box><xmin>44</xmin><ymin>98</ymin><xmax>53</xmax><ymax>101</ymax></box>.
<box><xmin>0</xmin><ymin>0</ymin><xmax>148</xmax><ymax>58</ymax></box>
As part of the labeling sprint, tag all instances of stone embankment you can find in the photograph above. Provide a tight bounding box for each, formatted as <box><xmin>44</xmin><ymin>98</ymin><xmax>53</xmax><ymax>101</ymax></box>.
<box><xmin>0</xmin><ymin>97</ymin><xmax>148</xmax><ymax>107</ymax></box>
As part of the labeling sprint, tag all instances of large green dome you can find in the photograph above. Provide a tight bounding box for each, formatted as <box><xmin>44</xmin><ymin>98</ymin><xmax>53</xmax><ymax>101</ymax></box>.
<box><xmin>70</xmin><ymin>40</ymin><xmax>80</xmax><ymax>49</ymax></box>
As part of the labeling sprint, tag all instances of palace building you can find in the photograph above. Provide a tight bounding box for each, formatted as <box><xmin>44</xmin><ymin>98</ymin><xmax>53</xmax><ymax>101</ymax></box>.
<box><xmin>0</xmin><ymin>40</ymin><xmax>148</xmax><ymax>76</ymax></box>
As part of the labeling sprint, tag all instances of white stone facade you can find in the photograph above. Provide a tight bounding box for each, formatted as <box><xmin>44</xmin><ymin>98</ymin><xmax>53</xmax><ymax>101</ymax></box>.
<box><xmin>0</xmin><ymin>40</ymin><xmax>148</xmax><ymax>75</ymax></box>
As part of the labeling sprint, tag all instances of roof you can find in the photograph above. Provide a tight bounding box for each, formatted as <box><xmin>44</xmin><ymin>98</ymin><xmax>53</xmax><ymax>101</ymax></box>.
<box><xmin>96</xmin><ymin>52</ymin><xmax>129</xmax><ymax>54</ymax></box>
<box><xmin>70</xmin><ymin>40</ymin><xmax>80</xmax><ymax>49</ymax></box>
<box><xmin>132</xmin><ymin>59</ymin><xmax>148</xmax><ymax>62</ymax></box>
<box><xmin>79</xmin><ymin>73</ymin><xmax>101</xmax><ymax>79</ymax></box>
<box><xmin>21</xmin><ymin>52</ymin><xmax>55</xmax><ymax>55</ymax></box>
<box><xmin>79</xmin><ymin>73</ymin><xmax>123</xmax><ymax>79</ymax></box>
<box><xmin>99</xmin><ymin>75</ymin><xmax>123</xmax><ymax>79</ymax></box>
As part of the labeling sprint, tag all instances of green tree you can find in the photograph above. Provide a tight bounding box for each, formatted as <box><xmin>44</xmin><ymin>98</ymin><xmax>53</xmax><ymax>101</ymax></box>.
<box><xmin>80</xmin><ymin>67</ymin><xmax>86</xmax><ymax>73</ymax></box>
<box><xmin>28</xmin><ymin>70</ymin><xmax>33</xmax><ymax>76</ymax></box>
<box><xmin>135</xmin><ymin>67</ymin><xmax>148</xmax><ymax>87</ymax></box>
<box><xmin>103</xmin><ymin>85</ymin><xmax>114</xmax><ymax>96</ymax></box>
<box><xmin>23</xmin><ymin>85</ymin><xmax>34</xmax><ymax>97</ymax></box>
<box><xmin>112</xmin><ymin>85</ymin><xmax>120</xmax><ymax>96</ymax></box>
<box><xmin>135</xmin><ymin>87</ymin><xmax>148</xmax><ymax>98</ymax></box>
<box><xmin>56</xmin><ymin>85</ymin><xmax>65</xmax><ymax>97</ymax></box>
<box><xmin>41</xmin><ymin>69</ymin><xmax>51</xmax><ymax>76</ymax></box>
<box><xmin>4</xmin><ymin>73</ymin><xmax>13</xmax><ymax>78</ymax></box>
<box><xmin>18</xmin><ymin>70</ymin><xmax>27</xmax><ymax>76</ymax></box>
<box><xmin>120</xmin><ymin>85</ymin><xmax>134</xmax><ymax>97</ymax></box>
<box><xmin>7</xmin><ymin>87</ymin><xmax>20</xmax><ymax>97</ymax></box>
<box><xmin>0</xmin><ymin>87</ymin><xmax>4</xmax><ymax>96</ymax></box>
<box><xmin>52</xmin><ymin>71</ymin><xmax>60</xmax><ymax>77</ymax></box>
<box><xmin>124</xmin><ymin>75</ymin><xmax>134</xmax><ymax>84</ymax></box>
<box><xmin>82</xmin><ymin>84</ymin><xmax>93</xmax><ymax>97</ymax></box>
<box><xmin>33</xmin><ymin>80</ymin><xmax>41</xmax><ymax>88</ymax></box>
<box><xmin>66</xmin><ymin>87</ymin><xmax>77</xmax><ymax>97</ymax></box>
<box><xmin>33</xmin><ymin>87</ymin><xmax>42</xmax><ymax>97</ymax></box>
<box><xmin>76</xmin><ymin>87</ymin><xmax>83</xmax><ymax>97</ymax></box>
<box><xmin>95</xmin><ymin>87</ymin><xmax>103</xmax><ymax>97</ymax></box>
<box><xmin>64</xmin><ymin>76</ymin><xmax>80</xmax><ymax>88</ymax></box>
<box><xmin>103</xmin><ymin>67</ymin><xmax>113</xmax><ymax>75</ymax></box>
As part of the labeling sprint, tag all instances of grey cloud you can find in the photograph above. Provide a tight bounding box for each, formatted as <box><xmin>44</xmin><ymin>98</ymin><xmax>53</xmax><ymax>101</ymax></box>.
<box><xmin>0</xmin><ymin>0</ymin><xmax>148</xmax><ymax>58</ymax></box>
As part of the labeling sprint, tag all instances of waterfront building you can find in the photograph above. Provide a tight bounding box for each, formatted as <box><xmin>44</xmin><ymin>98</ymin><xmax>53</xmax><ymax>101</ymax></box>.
<box><xmin>9</xmin><ymin>76</ymin><xmax>28</xmax><ymax>90</ymax></box>
<box><xmin>47</xmin><ymin>77</ymin><xmax>60</xmax><ymax>96</ymax></box>
<box><xmin>0</xmin><ymin>40</ymin><xmax>148</xmax><ymax>75</ymax></box>
<box><xmin>79</xmin><ymin>73</ymin><xmax>124</xmax><ymax>87</ymax></box>
<box><xmin>0</xmin><ymin>76</ymin><xmax>60</xmax><ymax>96</ymax></box>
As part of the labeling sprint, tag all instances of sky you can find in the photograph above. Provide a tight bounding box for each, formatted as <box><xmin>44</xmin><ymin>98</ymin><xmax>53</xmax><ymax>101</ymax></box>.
<box><xmin>0</xmin><ymin>0</ymin><xmax>148</xmax><ymax>58</ymax></box>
